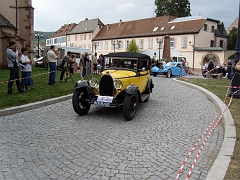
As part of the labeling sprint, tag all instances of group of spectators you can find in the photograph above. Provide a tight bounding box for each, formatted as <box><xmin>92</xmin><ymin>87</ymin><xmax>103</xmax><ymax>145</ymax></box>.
<box><xmin>202</xmin><ymin>61</ymin><xmax>233</xmax><ymax>79</ymax></box>
<box><xmin>6</xmin><ymin>41</ymin><xmax>34</xmax><ymax>94</ymax></box>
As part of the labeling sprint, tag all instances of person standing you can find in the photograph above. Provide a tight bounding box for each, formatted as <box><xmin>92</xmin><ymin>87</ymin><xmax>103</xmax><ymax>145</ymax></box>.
<box><xmin>83</xmin><ymin>52</ymin><xmax>89</xmax><ymax>77</ymax></box>
<box><xmin>47</xmin><ymin>45</ymin><xmax>59</xmax><ymax>85</ymax></box>
<box><xmin>59</xmin><ymin>51</ymin><xmax>75</xmax><ymax>82</ymax></box>
<box><xmin>92</xmin><ymin>53</ymin><xmax>98</xmax><ymax>74</ymax></box>
<box><xmin>79</xmin><ymin>53</ymin><xmax>85</xmax><ymax>79</ymax></box>
<box><xmin>20</xmin><ymin>48</ymin><xmax>33</xmax><ymax>90</ymax></box>
<box><xmin>6</xmin><ymin>41</ymin><xmax>24</xmax><ymax>94</ymax></box>
<box><xmin>99</xmin><ymin>54</ymin><xmax>104</xmax><ymax>72</ymax></box>
<box><xmin>207</xmin><ymin>61</ymin><xmax>214</xmax><ymax>79</ymax></box>
<box><xmin>70</xmin><ymin>54</ymin><xmax>76</xmax><ymax>75</ymax></box>
<box><xmin>227</xmin><ymin>60</ymin><xmax>233</xmax><ymax>79</ymax></box>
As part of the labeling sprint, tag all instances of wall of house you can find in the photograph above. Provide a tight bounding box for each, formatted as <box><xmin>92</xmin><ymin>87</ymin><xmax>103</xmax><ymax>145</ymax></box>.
<box><xmin>0</xmin><ymin>0</ymin><xmax>34</xmax><ymax>67</ymax></box>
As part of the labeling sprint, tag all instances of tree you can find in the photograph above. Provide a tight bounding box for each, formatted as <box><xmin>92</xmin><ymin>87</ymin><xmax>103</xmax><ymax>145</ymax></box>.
<box><xmin>228</xmin><ymin>27</ymin><xmax>238</xmax><ymax>50</ymax></box>
<box><xmin>126</xmin><ymin>39</ymin><xmax>139</xmax><ymax>53</ymax></box>
<box><xmin>155</xmin><ymin>0</ymin><xmax>191</xmax><ymax>17</ymax></box>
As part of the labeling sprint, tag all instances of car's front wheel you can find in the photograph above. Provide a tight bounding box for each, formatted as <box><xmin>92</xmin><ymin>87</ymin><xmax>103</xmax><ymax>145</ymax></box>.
<box><xmin>123</xmin><ymin>92</ymin><xmax>138</xmax><ymax>120</ymax></box>
<box><xmin>72</xmin><ymin>88</ymin><xmax>91</xmax><ymax>115</ymax></box>
<box><xmin>166</xmin><ymin>69</ymin><xmax>172</xmax><ymax>78</ymax></box>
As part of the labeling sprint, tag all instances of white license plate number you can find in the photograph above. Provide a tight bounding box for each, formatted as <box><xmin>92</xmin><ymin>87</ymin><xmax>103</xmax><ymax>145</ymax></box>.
<box><xmin>97</xmin><ymin>96</ymin><xmax>113</xmax><ymax>103</ymax></box>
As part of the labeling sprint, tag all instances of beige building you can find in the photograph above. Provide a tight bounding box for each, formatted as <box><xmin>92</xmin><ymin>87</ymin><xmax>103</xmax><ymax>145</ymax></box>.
<box><xmin>66</xmin><ymin>18</ymin><xmax>104</xmax><ymax>53</ymax></box>
<box><xmin>93</xmin><ymin>16</ymin><xmax>228</xmax><ymax>72</ymax></box>
<box><xmin>0</xmin><ymin>0</ymin><xmax>34</xmax><ymax>68</ymax></box>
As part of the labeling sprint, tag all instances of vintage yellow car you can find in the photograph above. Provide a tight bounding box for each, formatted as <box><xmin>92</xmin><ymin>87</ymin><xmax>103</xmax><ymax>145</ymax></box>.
<box><xmin>72</xmin><ymin>52</ymin><xmax>154</xmax><ymax>120</ymax></box>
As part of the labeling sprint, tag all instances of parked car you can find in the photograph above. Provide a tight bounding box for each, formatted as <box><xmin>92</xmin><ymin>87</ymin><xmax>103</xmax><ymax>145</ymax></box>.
<box><xmin>72</xmin><ymin>52</ymin><xmax>154</xmax><ymax>120</ymax></box>
<box><xmin>151</xmin><ymin>62</ymin><xmax>187</xmax><ymax>77</ymax></box>
<box><xmin>35</xmin><ymin>56</ymin><xmax>48</xmax><ymax>68</ymax></box>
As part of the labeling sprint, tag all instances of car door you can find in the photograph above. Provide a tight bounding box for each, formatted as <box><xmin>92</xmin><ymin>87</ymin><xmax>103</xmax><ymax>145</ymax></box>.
<box><xmin>172</xmin><ymin>63</ymin><xmax>181</xmax><ymax>75</ymax></box>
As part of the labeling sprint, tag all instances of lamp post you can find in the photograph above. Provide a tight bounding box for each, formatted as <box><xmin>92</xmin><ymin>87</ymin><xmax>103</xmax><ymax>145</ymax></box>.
<box><xmin>34</xmin><ymin>32</ymin><xmax>43</xmax><ymax>58</ymax></box>
<box><xmin>228</xmin><ymin>0</ymin><xmax>240</xmax><ymax>98</ymax></box>
<box><xmin>111</xmin><ymin>40</ymin><xmax>121</xmax><ymax>53</ymax></box>
<box><xmin>156</xmin><ymin>37</ymin><xmax>163</xmax><ymax>66</ymax></box>
<box><xmin>189</xmin><ymin>41</ymin><xmax>195</xmax><ymax>71</ymax></box>
<box><xmin>93</xmin><ymin>41</ymin><xmax>99</xmax><ymax>54</ymax></box>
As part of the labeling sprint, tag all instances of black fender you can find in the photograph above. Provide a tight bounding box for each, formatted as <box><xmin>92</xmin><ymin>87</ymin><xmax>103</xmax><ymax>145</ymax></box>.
<box><xmin>74</xmin><ymin>80</ymin><xmax>92</xmax><ymax>98</ymax></box>
<box><xmin>125</xmin><ymin>84</ymin><xmax>139</xmax><ymax>95</ymax></box>
<box><xmin>147</xmin><ymin>77</ymin><xmax>154</xmax><ymax>93</ymax></box>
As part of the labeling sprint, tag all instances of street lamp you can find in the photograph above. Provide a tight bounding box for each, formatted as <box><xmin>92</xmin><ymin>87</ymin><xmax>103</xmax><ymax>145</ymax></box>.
<box><xmin>156</xmin><ymin>37</ymin><xmax>163</xmax><ymax>66</ymax></box>
<box><xmin>111</xmin><ymin>40</ymin><xmax>121</xmax><ymax>53</ymax></box>
<box><xmin>228</xmin><ymin>0</ymin><xmax>240</xmax><ymax>99</ymax></box>
<box><xmin>93</xmin><ymin>41</ymin><xmax>99</xmax><ymax>54</ymax></box>
<box><xmin>189</xmin><ymin>41</ymin><xmax>195</xmax><ymax>71</ymax></box>
<box><xmin>34</xmin><ymin>32</ymin><xmax>43</xmax><ymax>58</ymax></box>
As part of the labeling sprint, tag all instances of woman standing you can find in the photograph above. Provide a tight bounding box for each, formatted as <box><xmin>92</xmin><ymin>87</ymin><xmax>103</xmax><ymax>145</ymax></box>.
<box><xmin>20</xmin><ymin>48</ymin><xmax>33</xmax><ymax>90</ymax></box>
<box><xmin>79</xmin><ymin>53</ymin><xmax>85</xmax><ymax>79</ymax></box>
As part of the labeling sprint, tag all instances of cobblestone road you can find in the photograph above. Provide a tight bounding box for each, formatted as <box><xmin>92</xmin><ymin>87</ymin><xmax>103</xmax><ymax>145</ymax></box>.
<box><xmin>0</xmin><ymin>78</ymin><xmax>224</xmax><ymax>180</ymax></box>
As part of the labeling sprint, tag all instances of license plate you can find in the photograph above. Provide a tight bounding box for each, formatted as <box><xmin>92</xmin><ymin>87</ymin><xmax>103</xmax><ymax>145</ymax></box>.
<box><xmin>97</xmin><ymin>96</ymin><xmax>113</xmax><ymax>103</ymax></box>
<box><xmin>94</xmin><ymin>101</ymin><xmax>110</xmax><ymax>107</ymax></box>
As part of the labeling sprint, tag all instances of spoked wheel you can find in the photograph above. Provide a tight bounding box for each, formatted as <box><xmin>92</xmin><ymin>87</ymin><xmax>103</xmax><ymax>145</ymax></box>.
<box><xmin>166</xmin><ymin>69</ymin><xmax>172</xmax><ymax>78</ymax></box>
<box><xmin>123</xmin><ymin>92</ymin><xmax>138</xmax><ymax>120</ymax></box>
<box><xmin>72</xmin><ymin>89</ymin><xmax>91</xmax><ymax>115</ymax></box>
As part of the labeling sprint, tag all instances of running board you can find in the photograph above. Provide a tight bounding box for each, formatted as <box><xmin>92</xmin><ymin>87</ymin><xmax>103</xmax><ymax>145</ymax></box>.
<box><xmin>140</xmin><ymin>94</ymin><xmax>149</xmax><ymax>102</ymax></box>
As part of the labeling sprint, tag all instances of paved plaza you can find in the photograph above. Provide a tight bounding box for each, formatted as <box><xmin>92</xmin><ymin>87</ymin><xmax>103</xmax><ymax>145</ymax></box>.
<box><xmin>0</xmin><ymin>78</ymin><xmax>224</xmax><ymax>180</ymax></box>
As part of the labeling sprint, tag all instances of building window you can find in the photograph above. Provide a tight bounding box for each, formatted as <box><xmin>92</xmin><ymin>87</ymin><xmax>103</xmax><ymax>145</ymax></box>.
<box><xmin>83</xmin><ymin>44</ymin><xmax>86</xmax><ymax>48</ymax></box>
<box><xmin>139</xmin><ymin>39</ymin><xmax>144</xmax><ymax>49</ymax></box>
<box><xmin>220</xmin><ymin>40</ymin><xmax>223</xmax><ymax>48</ymax></box>
<box><xmin>148</xmin><ymin>39</ymin><xmax>153</xmax><ymax>49</ymax></box>
<box><xmin>89</xmin><ymin>34</ymin><xmax>92</xmax><ymax>40</ymax></box>
<box><xmin>211</xmin><ymin>26</ymin><xmax>215</xmax><ymax>33</ymax></box>
<box><xmin>80</xmin><ymin>35</ymin><xmax>83</xmax><ymax>40</ymax></box>
<box><xmin>126</xmin><ymin>40</ymin><xmax>131</xmax><ymax>48</ymax></box>
<box><xmin>181</xmin><ymin>37</ymin><xmax>187</xmax><ymax>48</ymax></box>
<box><xmin>75</xmin><ymin>35</ymin><xmax>77</xmax><ymax>41</ymax></box>
<box><xmin>210</xmin><ymin>40</ymin><xmax>214</xmax><ymax>47</ymax></box>
<box><xmin>117</xmin><ymin>40</ymin><xmax>123</xmax><ymax>49</ymax></box>
<box><xmin>88</xmin><ymin>43</ymin><xmax>91</xmax><ymax>49</ymax></box>
<box><xmin>204</xmin><ymin>24</ymin><xmax>208</xmax><ymax>31</ymax></box>
<box><xmin>99</xmin><ymin>42</ymin><xmax>103</xmax><ymax>50</ymax></box>
<box><xmin>68</xmin><ymin>36</ymin><xmax>70</xmax><ymax>41</ymax></box>
<box><xmin>105</xmin><ymin>41</ymin><xmax>108</xmax><ymax>50</ymax></box>
<box><xmin>84</xmin><ymin>34</ymin><xmax>86</xmax><ymax>40</ymax></box>
<box><xmin>170</xmin><ymin>38</ymin><xmax>175</xmax><ymax>48</ymax></box>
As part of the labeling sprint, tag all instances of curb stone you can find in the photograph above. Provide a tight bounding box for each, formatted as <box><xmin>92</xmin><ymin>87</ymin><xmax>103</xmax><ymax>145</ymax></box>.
<box><xmin>0</xmin><ymin>94</ymin><xmax>72</xmax><ymax>116</ymax></box>
<box><xmin>174</xmin><ymin>78</ymin><xmax>236</xmax><ymax>180</ymax></box>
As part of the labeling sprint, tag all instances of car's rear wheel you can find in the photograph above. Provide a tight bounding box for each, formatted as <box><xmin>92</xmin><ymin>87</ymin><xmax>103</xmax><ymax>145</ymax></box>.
<box><xmin>72</xmin><ymin>88</ymin><xmax>91</xmax><ymax>115</ymax></box>
<box><xmin>123</xmin><ymin>92</ymin><xmax>138</xmax><ymax>120</ymax></box>
<box><xmin>152</xmin><ymin>72</ymin><xmax>158</xmax><ymax>77</ymax></box>
<box><xmin>166</xmin><ymin>69</ymin><xmax>172</xmax><ymax>78</ymax></box>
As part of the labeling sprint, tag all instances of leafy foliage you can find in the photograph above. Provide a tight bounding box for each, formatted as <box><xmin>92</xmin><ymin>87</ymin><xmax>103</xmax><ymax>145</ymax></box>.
<box><xmin>126</xmin><ymin>39</ymin><xmax>139</xmax><ymax>53</ymax></box>
<box><xmin>155</xmin><ymin>0</ymin><xmax>191</xmax><ymax>17</ymax></box>
<box><xmin>228</xmin><ymin>27</ymin><xmax>238</xmax><ymax>50</ymax></box>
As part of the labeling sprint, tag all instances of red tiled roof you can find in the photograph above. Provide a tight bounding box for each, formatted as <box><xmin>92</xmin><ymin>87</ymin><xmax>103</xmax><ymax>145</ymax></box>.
<box><xmin>93</xmin><ymin>16</ymin><xmax>206</xmax><ymax>40</ymax></box>
<box><xmin>48</xmin><ymin>23</ymin><xmax>77</xmax><ymax>38</ymax></box>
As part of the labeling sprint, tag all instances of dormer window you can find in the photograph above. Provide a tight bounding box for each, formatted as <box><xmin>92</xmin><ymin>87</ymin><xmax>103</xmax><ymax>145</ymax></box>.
<box><xmin>85</xmin><ymin>28</ymin><xmax>88</xmax><ymax>30</ymax></box>
<box><xmin>161</xmin><ymin>27</ymin><xmax>165</xmax><ymax>30</ymax></box>
<box><xmin>171</xmin><ymin>26</ymin><xmax>175</xmax><ymax>30</ymax></box>
<box><xmin>153</xmin><ymin>27</ymin><xmax>158</xmax><ymax>32</ymax></box>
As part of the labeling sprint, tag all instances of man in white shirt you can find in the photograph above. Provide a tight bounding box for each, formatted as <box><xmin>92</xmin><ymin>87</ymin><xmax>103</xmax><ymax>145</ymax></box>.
<box><xmin>47</xmin><ymin>45</ymin><xmax>59</xmax><ymax>85</ymax></box>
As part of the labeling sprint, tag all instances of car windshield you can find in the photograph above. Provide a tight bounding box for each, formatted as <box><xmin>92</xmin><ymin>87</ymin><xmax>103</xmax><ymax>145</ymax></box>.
<box><xmin>166</xmin><ymin>62</ymin><xmax>176</xmax><ymax>66</ymax></box>
<box><xmin>104</xmin><ymin>58</ymin><xmax>138</xmax><ymax>70</ymax></box>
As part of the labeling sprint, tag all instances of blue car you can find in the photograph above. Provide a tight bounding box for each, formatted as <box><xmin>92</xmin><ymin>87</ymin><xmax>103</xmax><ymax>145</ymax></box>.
<box><xmin>151</xmin><ymin>62</ymin><xmax>186</xmax><ymax>77</ymax></box>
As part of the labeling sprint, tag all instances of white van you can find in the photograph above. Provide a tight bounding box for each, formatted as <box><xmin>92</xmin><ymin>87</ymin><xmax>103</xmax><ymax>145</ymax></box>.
<box><xmin>172</xmin><ymin>56</ymin><xmax>186</xmax><ymax>62</ymax></box>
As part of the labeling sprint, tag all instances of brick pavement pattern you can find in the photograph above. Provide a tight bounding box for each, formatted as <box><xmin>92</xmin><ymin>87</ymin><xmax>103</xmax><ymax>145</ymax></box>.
<box><xmin>0</xmin><ymin>78</ymin><xmax>224</xmax><ymax>180</ymax></box>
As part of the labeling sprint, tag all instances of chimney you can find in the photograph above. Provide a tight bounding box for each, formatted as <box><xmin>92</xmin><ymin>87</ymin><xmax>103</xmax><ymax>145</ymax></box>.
<box><xmin>119</xmin><ymin>19</ymin><xmax>122</xmax><ymax>26</ymax></box>
<box><xmin>107</xmin><ymin>24</ymin><xmax>109</xmax><ymax>30</ymax></box>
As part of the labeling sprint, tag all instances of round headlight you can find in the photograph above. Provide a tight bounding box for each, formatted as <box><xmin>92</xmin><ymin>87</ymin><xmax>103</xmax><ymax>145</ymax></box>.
<box><xmin>89</xmin><ymin>78</ymin><xmax>98</xmax><ymax>88</ymax></box>
<box><xmin>114</xmin><ymin>79</ymin><xmax>123</xmax><ymax>89</ymax></box>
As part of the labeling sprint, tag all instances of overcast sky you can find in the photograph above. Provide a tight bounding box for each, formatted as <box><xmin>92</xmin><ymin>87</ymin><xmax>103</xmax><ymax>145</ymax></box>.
<box><xmin>32</xmin><ymin>0</ymin><xmax>239</xmax><ymax>32</ymax></box>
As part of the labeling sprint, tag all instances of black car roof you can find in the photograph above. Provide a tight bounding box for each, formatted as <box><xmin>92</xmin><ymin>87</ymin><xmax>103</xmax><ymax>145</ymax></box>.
<box><xmin>104</xmin><ymin>52</ymin><xmax>150</xmax><ymax>60</ymax></box>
